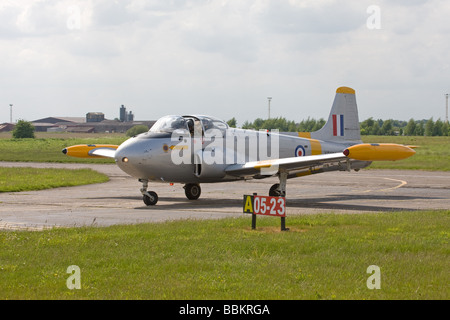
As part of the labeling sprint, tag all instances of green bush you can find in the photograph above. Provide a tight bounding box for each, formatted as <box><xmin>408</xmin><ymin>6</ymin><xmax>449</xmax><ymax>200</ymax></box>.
<box><xmin>126</xmin><ymin>125</ymin><xmax>149</xmax><ymax>137</ymax></box>
<box><xmin>12</xmin><ymin>120</ymin><xmax>35</xmax><ymax>139</ymax></box>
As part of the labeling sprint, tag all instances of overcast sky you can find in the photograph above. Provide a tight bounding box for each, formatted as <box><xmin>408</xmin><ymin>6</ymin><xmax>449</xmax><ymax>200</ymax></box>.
<box><xmin>1</xmin><ymin>0</ymin><xmax>449</xmax><ymax>126</ymax></box>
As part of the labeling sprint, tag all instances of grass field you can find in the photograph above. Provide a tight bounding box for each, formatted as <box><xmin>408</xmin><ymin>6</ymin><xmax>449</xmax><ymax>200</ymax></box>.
<box><xmin>0</xmin><ymin>167</ymin><xmax>109</xmax><ymax>192</ymax></box>
<box><xmin>0</xmin><ymin>133</ymin><xmax>125</xmax><ymax>164</ymax></box>
<box><xmin>0</xmin><ymin>210</ymin><xmax>448</xmax><ymax>300</ymax></box>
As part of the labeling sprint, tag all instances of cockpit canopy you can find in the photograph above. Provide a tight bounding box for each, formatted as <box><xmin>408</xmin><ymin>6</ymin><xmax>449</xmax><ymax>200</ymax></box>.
<box><xmin>149</xmin><ymin>115</ymin><xmax>187</xmax><ymax>133</ymax></box>
<box><xmin>149</xmin><ymin>115</ymin><xmax>228</xmax><ymax>134</ymax></box>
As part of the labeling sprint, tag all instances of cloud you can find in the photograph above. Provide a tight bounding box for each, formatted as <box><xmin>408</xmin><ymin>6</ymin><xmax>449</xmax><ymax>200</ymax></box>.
<box><xmin>157</xmin><ymin>1</ymin><xmax>261</xmax><ymax>62</ymax></box>
<box><xmin>0</xmin><ymin>5</ymin><xmax>23</xmax><ymax>38</ymax></box>
<box><xmin>91</xmin><ymin>0</ymin><xmax>137</xmax><ymax>28</ymax></box>
<box><xmin>389</xmin><ymin>0</ymin><xmax>430</xmax><ymax>6</ymax></box>
<box><xmin>0</xmin><ymin>0</ymin><xmax>449</xmax><ymax>123</ymax></box>
<box><xmin>0</xmin><ymin>1</ymin><xmax>75</xmax><ymax>38</ymax></box>
<box><xmin>260</xmin><ymin>0</ymin><xmax>365</xmax><ymax>34</ymax></box>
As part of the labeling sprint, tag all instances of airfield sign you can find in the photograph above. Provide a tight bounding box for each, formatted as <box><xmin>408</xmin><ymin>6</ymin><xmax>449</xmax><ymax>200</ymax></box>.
<box><xmin>243</xmin><ymin>194</ymin><xmax>288</xmax><ymax>231</ymax></box>
<box><xmin>243</xmin><ymin>194</ymin><xmax>286</xmax><ymax>217</ymax></box>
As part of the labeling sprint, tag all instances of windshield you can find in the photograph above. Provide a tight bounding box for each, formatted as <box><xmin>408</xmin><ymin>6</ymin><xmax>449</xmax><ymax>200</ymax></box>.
<box><xmin>149</xmin><ymin>115</ymin><xmax>188</xmax><ymax>133</ymax></box>
<box><xmin>197</xmin><ymin>116</ymin><xmax>229</xmax><ymax>131</ymax></box>
<box><xmin>150</xmin><ymin>115</ymin><xmax>229</xmax><ymax>134</ymax></box>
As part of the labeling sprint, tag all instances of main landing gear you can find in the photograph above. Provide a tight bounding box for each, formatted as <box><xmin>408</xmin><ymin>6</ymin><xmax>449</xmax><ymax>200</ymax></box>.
<box><xmin>184</xmin><ymin>183</ymin><xmax>201</xmax><ymax>200</ymax></box>
<box><xmin>140</xmin><ymin>180</ymin><xmax>202</xmax><ymax>206</ymax></box>
<box><xmin>269</xmin><ymin>170</ymin><xmax>288</xmax><ymax>197</ymax></box>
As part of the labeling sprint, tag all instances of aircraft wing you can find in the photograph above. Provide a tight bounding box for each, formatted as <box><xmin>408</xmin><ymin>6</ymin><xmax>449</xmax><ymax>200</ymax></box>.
<box><xmin>90</xmin><ymin>147</ymin><xmax>117</xmax><ymax>159</ymax></box>
<box><xmin>224</xmin><ymin>143</ymin><xmax>416</xmax><ymax>177</ymax></box>
<box><xmin>225</xmin><ymin>152</ymin><xmax>348</xmax><ymax>177</ymax></box>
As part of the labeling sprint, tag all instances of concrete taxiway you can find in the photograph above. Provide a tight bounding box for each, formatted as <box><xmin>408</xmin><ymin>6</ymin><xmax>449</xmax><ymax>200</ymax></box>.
<box><xmin>0</xmin><ymin>162</ymin><xmax>449</xmax><ymax>230</ymax></box>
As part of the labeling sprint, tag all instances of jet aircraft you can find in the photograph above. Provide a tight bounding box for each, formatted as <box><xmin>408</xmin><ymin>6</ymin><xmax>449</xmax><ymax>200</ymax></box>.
<box><xmin>63</xmin><ymin>87</ymin><xmax>416</xmax><ymax>205</ymax></box>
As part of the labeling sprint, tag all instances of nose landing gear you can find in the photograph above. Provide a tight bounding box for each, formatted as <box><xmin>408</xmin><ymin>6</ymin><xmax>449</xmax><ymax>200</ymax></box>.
<box><xmin>143</xmin><ymin>191</ymin><xmax>158</xmax><ymax>206</ymax></box>
<box><xmin>140</xmin><ymin>179</ymin><xmax>158</xmax><ymax>205</ymax></box>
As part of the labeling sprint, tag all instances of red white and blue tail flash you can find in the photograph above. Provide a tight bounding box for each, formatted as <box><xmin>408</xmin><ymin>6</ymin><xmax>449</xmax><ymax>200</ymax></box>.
<box><xmin>332</xmin><ymin>114</ymin><xmax>344</xmax><ymax>137</ymax></box>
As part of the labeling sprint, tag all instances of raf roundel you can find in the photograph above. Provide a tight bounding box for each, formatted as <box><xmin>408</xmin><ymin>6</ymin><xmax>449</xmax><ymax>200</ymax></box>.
<box><xmin>295</xmin><ymin>145</ymin><xmax>306</xmax><ymax>157</ymax></box>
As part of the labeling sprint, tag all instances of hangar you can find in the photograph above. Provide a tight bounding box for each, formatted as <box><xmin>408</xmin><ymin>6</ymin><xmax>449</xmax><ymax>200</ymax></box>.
<box><xmin>2</xmin><ymin>106</ymin><xmax>155</xmax><ymax>133</ymax></box>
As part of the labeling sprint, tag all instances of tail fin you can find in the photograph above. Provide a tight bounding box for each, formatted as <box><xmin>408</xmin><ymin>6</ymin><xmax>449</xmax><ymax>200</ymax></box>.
<box><xmin>307</xmin><ymin>87</ymin><xmax>361</xmax><ymax>142</ymax></box>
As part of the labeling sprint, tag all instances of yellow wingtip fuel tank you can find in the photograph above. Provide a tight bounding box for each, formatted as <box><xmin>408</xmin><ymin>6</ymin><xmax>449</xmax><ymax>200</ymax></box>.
<box><xmin>62</xmin><ymin>144</ymin><xmax>119</xmax><ymax>159</ymax></box>
<box><xmin>344</xmin><ymin>143</ymin><xmax>416</xmax><ymax>161</ymax></box>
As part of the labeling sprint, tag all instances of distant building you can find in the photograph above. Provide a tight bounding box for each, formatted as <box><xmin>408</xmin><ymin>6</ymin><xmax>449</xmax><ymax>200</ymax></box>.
<box><xmin>86</xmin><ymin>112</ymin><xmax>105</xmax><ymax>123</ymax></box>
<box><xmin>33</xmin><ymin>117</ymin><xmax>85</xmax><ymax>124</ymax></box>
<box><xmin>120</xmin><ymin>105</ymin><xmax>127</xmax><ymax>122</ymax></box>
<box><xmin>65</xmin><ymin>120</ymin><xmax>154</xmax><ymax>133</ymax></box>
<box><xmin>119</xmin><ymin>105</ymin><xmax>134</xmax><ymax>122</ymax></box>
<box><xmin>0</xmin><ymin>105</ymin><xmax>152</xmax><ymax>134</ymax></box>
<box><xmin>0</xmin><ymin>123</ymin><xmax>15</xmax><ymax>132</ymax></box>
<box><xmin>32</xmin><ymin>116</ymin><xmax>85</xmax><ymax>132</ymax></box>
<box><xmin>127</xmin><ymin>111</ymin><xmax>134</xmax><ymax>122</ymax></box>
<box><xmin>28</xmin><ymin>115</ymin><xmax>154</xmax><ymax>134</ymax></box>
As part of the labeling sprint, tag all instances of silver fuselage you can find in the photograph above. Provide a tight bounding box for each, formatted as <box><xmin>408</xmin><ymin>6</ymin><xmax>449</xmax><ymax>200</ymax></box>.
<box><xmin>114</xmin><ymin>128</ymin><xmax>366</xmax><ymax>183</ymax></box>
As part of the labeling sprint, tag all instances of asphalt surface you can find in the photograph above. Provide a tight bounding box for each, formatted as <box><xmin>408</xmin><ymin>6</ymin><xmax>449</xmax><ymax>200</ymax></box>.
<box><xmin>0</xmin><ymin>162</ymin><xmax>449</xmax><ymax>230</ymax></box>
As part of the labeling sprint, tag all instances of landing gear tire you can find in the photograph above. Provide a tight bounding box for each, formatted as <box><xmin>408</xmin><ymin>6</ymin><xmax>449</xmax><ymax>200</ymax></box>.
<box><xmin>143</xmin><ymin>191</ymin><xmax>158</xmax><ymax>206</ymax></box>
<box><xmin>269</xmin><ymin>183</ymin><xmax>283</xmax><ymax>197</ymax></box>
<box><xmin>184</xmin><ymin>183</ymin><xmax>201</xmax><ymax>200</ymax></box>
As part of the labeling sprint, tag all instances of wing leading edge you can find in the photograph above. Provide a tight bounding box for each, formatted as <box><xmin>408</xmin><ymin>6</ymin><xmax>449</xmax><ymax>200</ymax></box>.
<box><xmin>224</xmin><ymin>142</ymin><xmax>417</xmax><ymax>178</ymax></box>
<box><xmin>90</xmin><ymin>147</ymin><xmax>117</xmax><ymax>159</ymax></box>
<box><xmin>225</xmin><ymin>152</ymin><xmax>348</xmax><ymax>177</ymax></box>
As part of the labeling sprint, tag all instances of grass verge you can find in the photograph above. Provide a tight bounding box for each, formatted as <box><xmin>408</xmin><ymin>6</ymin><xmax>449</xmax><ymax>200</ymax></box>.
<box><xmin>0</xmin><ymin>136</ymin><xmax>126</xmax><ymax>163</ymax></box>
<box><xmin>0</xmin><ymin>167</ymin><xmax>109</xmax><ymax>192</ymax></box>
<box><xmin>0</xmin><ymin>210</ymin><xmax>448</xmax><ymax>299</ymax></box>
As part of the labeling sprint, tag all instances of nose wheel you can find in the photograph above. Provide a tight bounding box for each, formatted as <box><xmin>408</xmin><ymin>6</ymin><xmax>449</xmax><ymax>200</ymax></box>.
<box><xmin>140</xmin><ymin>179</ymin><xmax>158</xmax><ymax>206</ymax></box>
<box><xmin>143</xmin><ymin>191</ymin><xmax>158</xmax><ymax>206</ymax></box>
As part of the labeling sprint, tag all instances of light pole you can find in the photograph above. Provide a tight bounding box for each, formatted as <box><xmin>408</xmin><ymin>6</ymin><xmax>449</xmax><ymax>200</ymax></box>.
<box><xmin>445</xmin><ymin>94</ymin><xmax>448</xmax><ymax>124</ymax></box>
<box><xmin>9</xmin><ymin>104</ymin><xmax>13</xmax><ymax>123</ymax></box>
<box><xmin>267</xmin><ymin>97</ymin><xmax>272</xmax><ymax>119</ymax></box>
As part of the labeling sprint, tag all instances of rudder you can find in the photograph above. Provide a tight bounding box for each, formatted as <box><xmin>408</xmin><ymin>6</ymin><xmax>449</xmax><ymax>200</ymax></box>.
<box><xmin>310</xmin><ymin>86</ymin><xmax>361</xmax><ymax>142</ymax></box>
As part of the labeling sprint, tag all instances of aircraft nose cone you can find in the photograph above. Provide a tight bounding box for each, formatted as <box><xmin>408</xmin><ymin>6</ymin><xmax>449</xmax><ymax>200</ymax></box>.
<box><xmin>114</xmin><ymin>138</ymin><xmax>153</xmax><ymax>178</ymax></box>
<box><xmin>115</xmin><ymin>146</ymin><xmax>131</xmax><ymax>164</ymax></box>
<box><xmin>62</xmin><ymin>148</ymin><xmax>68</xmax><ymax>155</ymax></box>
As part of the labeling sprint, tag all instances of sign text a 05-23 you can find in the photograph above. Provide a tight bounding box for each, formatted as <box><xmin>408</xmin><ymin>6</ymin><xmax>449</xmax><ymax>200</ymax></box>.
<box><xmin>243</xmin><ymin>194</ymin><xmax>285</xmax><ymax>217</ymax></box>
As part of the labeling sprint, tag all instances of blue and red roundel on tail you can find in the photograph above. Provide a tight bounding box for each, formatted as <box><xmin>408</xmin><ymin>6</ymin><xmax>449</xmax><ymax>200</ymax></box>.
<box><xmin>295</xmin><ymin>145</ymin><xmax>306</xmax><ymax>157</ymax></box>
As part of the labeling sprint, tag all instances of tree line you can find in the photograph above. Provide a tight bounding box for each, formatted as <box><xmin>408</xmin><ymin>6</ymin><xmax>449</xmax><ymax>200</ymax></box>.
<box><xmin>227</xmin><ymin>117</ymin><xmax>449</xmax><ymax>136</ymax></box>
<box><xmin>228</xmin><ymin>117</ymin><xmax>326</xmax><ymax>132</ymax></box>
<box><xmin>360</xmin><ymin>118</ymin><xmax>448</xmax><ymax>136</ymax></box>
<box><xmin>10</xmin><ymin>117</ymin><xmax>450</xmax><ymax>139</ymax></box>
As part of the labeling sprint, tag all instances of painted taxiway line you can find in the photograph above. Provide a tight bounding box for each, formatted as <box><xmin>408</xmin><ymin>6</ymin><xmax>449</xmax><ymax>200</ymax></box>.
<box><xmin>353</xmin><ymin>176</ymin><xmax>408</xmax><ymax>194</ymax></box>
<box><xmin>381</xmin><ymin>178</ymin><xmax>408</xmax><ymax>191</ymax></box>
